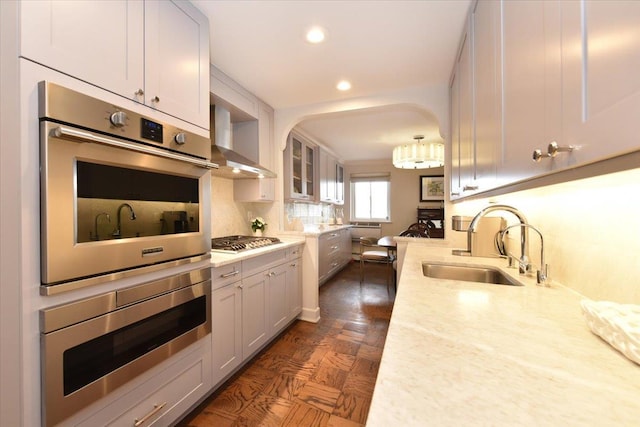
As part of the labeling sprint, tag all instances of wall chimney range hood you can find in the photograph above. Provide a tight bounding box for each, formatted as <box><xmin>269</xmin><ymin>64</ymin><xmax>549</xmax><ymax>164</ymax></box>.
<box><xmin>210</xmin><ymin>105</ymin><xmax>276</xmax><ymax>179</ymax></box>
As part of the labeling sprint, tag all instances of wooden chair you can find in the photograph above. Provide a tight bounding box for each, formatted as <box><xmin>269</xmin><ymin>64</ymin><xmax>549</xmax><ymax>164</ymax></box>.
<box><xmin>359</xmin><ymin>237</ymin><xmax>395</xmax><ymax>291</ymax></box>
<box><xmin>399</xmin><ymin>222</ymin><xmax>432</xmax><ymax>238</ymax></box>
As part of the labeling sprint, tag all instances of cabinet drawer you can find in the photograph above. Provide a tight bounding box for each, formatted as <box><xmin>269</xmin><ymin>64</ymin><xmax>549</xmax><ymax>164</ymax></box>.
<box><xmin>242</xmin><ymin>250</ymin><xmax>287</xmax><ymax>278</ymax></box>
<box><xmin>76</xmin><ymin>338</ymin><xmax>211</xmax><ymax>427</ymax></box>
<box><xmin>211</xmin><ymin>263</ymin><xmax>242</xmax><ymax>290</ymax></box>
<box><xmin>286</xmin><ymin>245</ymin><xmax>303</xmax><ymax>260</ymax></box>
<box><xmin>111</xmin><ymin>358</ymin><xmax>206</xmax><ymax>426</ymax></box>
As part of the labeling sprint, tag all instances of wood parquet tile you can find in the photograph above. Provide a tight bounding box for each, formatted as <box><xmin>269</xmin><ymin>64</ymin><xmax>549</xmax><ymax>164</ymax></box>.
<box><xmin>179</xmin><ymin>262</ymin><xmax>395</xmax><ymax>427</ymax></box>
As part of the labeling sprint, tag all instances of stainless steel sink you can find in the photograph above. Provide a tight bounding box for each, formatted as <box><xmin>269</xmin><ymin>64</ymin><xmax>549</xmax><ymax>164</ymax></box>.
<box><xmin>422</xmin><ymin>262</ymin><xmax>522</xmax><ymax>286</ymax></box>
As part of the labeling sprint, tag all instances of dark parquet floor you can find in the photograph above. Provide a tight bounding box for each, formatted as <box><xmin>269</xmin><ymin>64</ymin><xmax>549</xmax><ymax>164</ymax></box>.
<box><xmin>178</xmin><ymin>260</ymin><xmax>395</xmax><ymax>427</ymax></box>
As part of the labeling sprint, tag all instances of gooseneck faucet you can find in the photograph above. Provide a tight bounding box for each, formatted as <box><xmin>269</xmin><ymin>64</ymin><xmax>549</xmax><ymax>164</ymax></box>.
<box><xmin>112</xmin><ymin>203</ymin><xmax>136</xmax><ymax>238</ymax></box>
<box><xmin>465</xmin><ymin>204</ymin><xmax>529</xmax><ymax>272</ymax></box>
<box><xmin>500</xmin><ymin>223</ymin><xmax>549</xmax><ymax>286</ymax></box>
<box><xmin>93</xmin><ymin>212</ymin><xmax>111</xmax><ymax>241</ymax></box>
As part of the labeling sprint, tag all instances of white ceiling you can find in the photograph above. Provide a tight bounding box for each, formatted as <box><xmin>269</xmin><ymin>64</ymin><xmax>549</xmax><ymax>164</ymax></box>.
<box><xmin>192</xmin><ymin>0</ymin><xmax>471</xmax><ymax>162</ymax></box>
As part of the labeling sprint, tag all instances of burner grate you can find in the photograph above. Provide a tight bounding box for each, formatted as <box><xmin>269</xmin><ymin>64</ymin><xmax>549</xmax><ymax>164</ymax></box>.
<box><xmin>211</xmin><ymin>235</ymin><xmax>280</xmax><ymax>253</ymax></box>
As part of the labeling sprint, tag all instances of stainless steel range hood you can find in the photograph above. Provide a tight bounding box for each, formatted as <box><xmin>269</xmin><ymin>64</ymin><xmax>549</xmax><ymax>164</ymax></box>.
<box><xmin>210</xmin><ymin>105</ymin><xmax>276</xmax><ymax>179</ymax></box>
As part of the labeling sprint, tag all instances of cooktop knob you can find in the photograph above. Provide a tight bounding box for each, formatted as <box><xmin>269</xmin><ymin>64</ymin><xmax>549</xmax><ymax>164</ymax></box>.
<box><xmin>174</xmin><ymin>132</ymin><xmax>186</xmax><ymax>145</ymax></box>
<box><xmin>109</xmin><ymin>111</ymin><xmax>127</xmax><ymax>128</ymax></box>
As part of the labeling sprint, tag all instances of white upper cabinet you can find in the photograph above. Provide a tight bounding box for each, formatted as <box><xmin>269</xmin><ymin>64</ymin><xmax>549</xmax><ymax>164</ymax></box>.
<box><xmin>20</xmin><ymin>0</ymin><xmax>209</xmax><ymax>130</ymax></box>
<box><xmin>560</xmin><ymin>0</ymin><xmax>640</xmax><ymax>165</ymax></box>
<box><xmin>20</xmin><ymin>0</ymin><xmax>144</xmax><ymax>102</ymax></box>
<box><xmin>502</xmin><ymin>0</ymin><xmax>562</xmax><ymax>182</ymax></box>
<box><xmin>450</xmin><ymin>22</ymin><xmax>474</xmax><ymax>199</ymax></box>
<box><xmin>451</xmin><ymin>0</ymin><xmax>640</xmax><ymax>200</ymax></box>
<box><xmin>145</xmin><ymin>1</ymin><xmax>210</xmax><ymax>129</ymax></box>
<box><xmin>472</xmin><ymin>0</ymin><xmax>500</xmax><ymax>190</ymax></box>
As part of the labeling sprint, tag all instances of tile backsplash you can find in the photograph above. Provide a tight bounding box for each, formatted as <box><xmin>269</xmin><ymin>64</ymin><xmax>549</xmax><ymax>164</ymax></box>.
<box><xmin>450</xmin><ymin>167</ymin><xmax>640</xmax><ymax>304</ymax></box>
<box><xmin>210</xmin><ymin>176</ymin><xmax>279</xmax><ymax>237</ymax></box>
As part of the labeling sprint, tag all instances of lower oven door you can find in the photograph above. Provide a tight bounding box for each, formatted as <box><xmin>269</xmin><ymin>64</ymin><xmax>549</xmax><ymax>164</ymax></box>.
<box><xmin>40</xmin><ymin>120</ymin><xmax>211</xmax><ymax>289</ymax></box>
<box><xmin>40</xmin><ymin>268</ymin><xmax>212</xmax><ymax>427</ymax></box>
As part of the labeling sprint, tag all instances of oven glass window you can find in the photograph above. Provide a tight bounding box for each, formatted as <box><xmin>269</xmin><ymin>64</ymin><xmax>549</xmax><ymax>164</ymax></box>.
<box><xmin>62</xmin><ymin>295</ymin><xmax>206</xmax><ymax>396</ymax></box>
<box><xmin>75</xmin><ymin>161</ymin><xmax>200</xmax><ymax>242</ymax></box>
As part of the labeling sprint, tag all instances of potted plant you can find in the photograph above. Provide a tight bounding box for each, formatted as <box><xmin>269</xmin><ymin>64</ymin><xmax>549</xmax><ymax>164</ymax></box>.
<box><xmin>250</xmin><ymin>217</ymin><xmax>266</xmax><ymax>236</ymax></box>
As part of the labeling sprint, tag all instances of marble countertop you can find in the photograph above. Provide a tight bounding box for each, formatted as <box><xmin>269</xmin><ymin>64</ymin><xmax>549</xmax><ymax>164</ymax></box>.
<box><xmin>279</xmin><ymin>224</ymin><xmax>352</xmax><ymax>237</ymax></box>
<box><xmin>209</xmin><ymin>236</ymin><xmax>304</xmax><ymax>267</ymax></box>
<box><xmin>367</xmin><ymin>243</ymin><xmax>640</xmax><ymax>426</ymax></box>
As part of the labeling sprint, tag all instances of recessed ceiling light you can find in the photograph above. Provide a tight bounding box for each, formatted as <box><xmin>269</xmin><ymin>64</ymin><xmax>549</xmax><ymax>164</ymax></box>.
<box><xmin>306</xmin><ymin>26</ymin><xmax>326</xmax><ymax>44</ymax></box>
<box><xmin>336</xmin><ymin>80</ymin><xmax>351</xmax><ymax>91</ymax></box>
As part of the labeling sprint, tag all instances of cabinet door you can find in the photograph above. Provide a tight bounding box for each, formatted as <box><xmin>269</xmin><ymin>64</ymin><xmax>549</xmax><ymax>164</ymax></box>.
<box><xmin>319</xmin><ymin>149</ymin><xmax>337</xmax><ymax>203</ymax></box>
<box><xmin>145</xmin><ymin>0</ymin><xmax>210</xmax><ymax>129</ymax></box>
<box><xmin>450</xmin><ymin>63</ymin><xmax>461</xmax><ymax>198</ymax></box>
<box><xmin>20</xmin><ymin>0</ymin><xmax>144</xmax><ymax>99</ymax></box>
<box><xmin>258</xmin><ymin>102</ymin><xmax>275</xmax><ymax>171</ymax></box>
<box><xmin>502</xmin><ymin>0</ymin><xmax>562</xmax><ymax>182</ymax></box>
<box><xmin>212</xmin><ymin>283</ymin><xmax>242</xmax><ymax>385</ymax></box>
<box><xmin>472</xmin><ymin>0</ymin><xmax>500</xmax><ymax>190</ymax></box>
<box><xmin>267</xmin><ymin>264</ymin><xmax>289</xmax><ymax>334</ymax></box>
<box><xmin>335</xmin><ymin>163</ymin><xmax>345</xmax><ymax>205</ymax></box>
<box><xmin>561</xmin><ymin>0</ymin><xmax>640</xmax><ymax>165</ymax></box>
<box><xmin>284</xmin><ymin>134</ymin><xmax>317</xmax><ymax>201</ymax></box>
<box><xmin>241</xmin><ymin>273</ymin><xmax>268</xmax><ymax>358</ymax></box>
<box><xmin>458</xmin><ymin>27</ymin><xmax>474</xmax><ymax>194</ymax></box>
<box><xmin>287</xmin><ymin>258</ymin><xmax>302</xmax><ymax>319</ymax></box>
<box><xmin>234</xmin><ymin>179</ymin><xmax>275</xmax><ymax>202</ymax></box>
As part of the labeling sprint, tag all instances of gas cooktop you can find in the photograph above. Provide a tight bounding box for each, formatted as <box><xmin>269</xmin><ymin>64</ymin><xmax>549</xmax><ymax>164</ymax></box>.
<box><xmin>211</xmin><ymin>235</ymin><xmax>281</xmax><ymax>253</ymax></box>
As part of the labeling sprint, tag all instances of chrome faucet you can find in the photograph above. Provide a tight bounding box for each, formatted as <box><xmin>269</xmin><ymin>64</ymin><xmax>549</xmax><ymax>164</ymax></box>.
<box><xmin>500</xmin><ymin>223</ymin><xmax>549</xmax><ymax>286</ymax></box>
<box><xmin>112</xmin><ymin>203</ymin><xmax>136</xmax><ymax>238</ymax></box>
<box><xmin>459</xmin><ymin>204</ymin><xmax>529</xmax><ymax>271</ymax></box>
<box><xmin>93</xmin><ymin>212</ymin><xmax>111</xmax><ymax>241</ymax></box>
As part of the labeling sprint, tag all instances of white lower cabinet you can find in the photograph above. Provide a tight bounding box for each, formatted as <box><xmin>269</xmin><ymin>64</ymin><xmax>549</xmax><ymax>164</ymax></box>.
<box><xmin>76</xmin><ymin>337</ymin><xmax>212</xmax><ymax>427</ymax></box>
<box><xmin>211</xmin><ymin>280</ymin><xmax>242</xmax><ymax>386</ymax></box>
<box><xmin>318</xmin><ymin>229</ymin><xmax>351</xmax><ymax>284</ymax></box>
<box><xmin>267</xmin><ymin>263</ymin><xmax>290</xmax><ymax>335</ymax></box>
<box><xmin>241</xmin><ymin>271</ymin><xmax>270</xmax><ymax>358</ymax></box>
<box><xmin>211</xmin><ymin>245</ymin><xmax>303</xmax><ymax>386</ymax></box>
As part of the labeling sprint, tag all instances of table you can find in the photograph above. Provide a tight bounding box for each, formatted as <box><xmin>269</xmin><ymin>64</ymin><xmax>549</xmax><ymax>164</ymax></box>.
<box><xmin>377</xmin><ymin>235</ymin><xmax>396</xmax><ymax>249</ymax></box>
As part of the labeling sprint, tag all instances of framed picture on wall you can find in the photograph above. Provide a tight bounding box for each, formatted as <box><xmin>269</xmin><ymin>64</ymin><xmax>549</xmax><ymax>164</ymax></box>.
<box><xmin>420</xmin><ymin>175</ymin><xmax>445</xmax><ymax>201</ymax></box>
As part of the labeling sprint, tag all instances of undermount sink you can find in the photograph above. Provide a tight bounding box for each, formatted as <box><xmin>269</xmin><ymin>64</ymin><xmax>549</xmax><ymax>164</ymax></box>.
<box><xmin>422</xmin><ymin>262</ymin><xmax>522</xmax><ymax>286</ymax></box>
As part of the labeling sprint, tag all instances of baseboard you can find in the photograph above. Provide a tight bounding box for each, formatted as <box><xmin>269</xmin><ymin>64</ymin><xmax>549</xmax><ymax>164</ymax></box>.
<box><xmin>298</xmin><ymin>307</ymin><xmax>320</xmax><ymax>323</ymax></box>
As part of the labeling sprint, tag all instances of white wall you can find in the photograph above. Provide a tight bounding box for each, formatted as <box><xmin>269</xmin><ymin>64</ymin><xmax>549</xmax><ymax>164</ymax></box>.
<box><xmin>344</xmin><ymin>160</ymin><xmax>445</xmax><ymax>237</ymax></box>
<box><xmin>449</xmin><ymin>166</ymin><xmax>640</xmax><ymax>305</ymax></box>
<box><xmin>0</xmin><ymin>1</ymin><xmax>23</xmax><ymax>425</ymax></box>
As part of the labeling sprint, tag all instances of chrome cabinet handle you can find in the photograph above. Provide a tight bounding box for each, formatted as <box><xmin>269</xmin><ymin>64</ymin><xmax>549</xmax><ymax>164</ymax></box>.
<box><xmin>51</xmin><ymin>126</ymin><xmax>218</xmax><ymax>169</ymax></box>
<box><xmin>151</xmin><ymin>96</ymin><xmax>160</xmax><ymax>103</ymax></box>
<box><xmin>220</xmin><ymin>270</ymin><xmax>240</xmax><ymax>278</ymax></box>
<box><xmin>547</xmin><ymin>141</ymin><xmax>575</xmax><ymax>157</ymax></box>
<box><xmin>463</xmin><ymin>184</ymin><xmax>479</xmax><ymax>191</ymax></box>
<box><xmin>135</xmin><ymin>88</ymin><xmax>144</xmax><ymax>96</ymax></box>
<box><xmin>134</xmin><ymin>402</ymin><xmax>167</xmax><ymax>427</ymax></box>
<box><xmin>532</xmin><ymin>149</ymin><xmax>551</xmax><ymax>162</ymax></box>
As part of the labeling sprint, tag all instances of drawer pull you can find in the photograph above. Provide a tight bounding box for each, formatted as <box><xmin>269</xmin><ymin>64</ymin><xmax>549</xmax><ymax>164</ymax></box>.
<box><xmin>220</xmin><ymin>270</ymin><xmax>240</xmax><ymax>278</ymax></box>
<box><xmin>134</xmin><ymin>402</ymin><xmax>167</xmax><ymax>427</ymax></box>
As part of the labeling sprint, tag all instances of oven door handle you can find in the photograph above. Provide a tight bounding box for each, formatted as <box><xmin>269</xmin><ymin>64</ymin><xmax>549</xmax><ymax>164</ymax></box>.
<box><xmin>51</xmin><ymin>125</ymin><xmax>219</xmax><ymax>170</ymax></box>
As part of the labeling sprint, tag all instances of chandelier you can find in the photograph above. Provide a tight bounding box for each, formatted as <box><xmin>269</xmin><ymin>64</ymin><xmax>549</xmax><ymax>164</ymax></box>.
<box><xmin>393</xmin><ymin>135</ymin><xmax>445</xmax><ymax>169</ymax></box>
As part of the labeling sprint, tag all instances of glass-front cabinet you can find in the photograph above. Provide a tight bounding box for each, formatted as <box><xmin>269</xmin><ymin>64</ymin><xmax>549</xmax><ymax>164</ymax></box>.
<box><xmin>284</xmin><ymin>132</ymin><xmax>316</xmax><ymax>201</ymax></box>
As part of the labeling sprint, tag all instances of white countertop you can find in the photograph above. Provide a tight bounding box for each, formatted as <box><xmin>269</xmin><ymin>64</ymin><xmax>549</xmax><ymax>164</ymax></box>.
<box><xmin>367</xmin><ymin>243</ymin><xmax>640</xmax><ymax>426</ymax></box>
<box><xmin>209</xmin><ymin>236</ymin><xmax>304</xmax><ymax>267</ymax></box>
<box><xmin>279</xmin><ymin>224</ymin><xmax>352</xmax><ymax>237</ymax></box>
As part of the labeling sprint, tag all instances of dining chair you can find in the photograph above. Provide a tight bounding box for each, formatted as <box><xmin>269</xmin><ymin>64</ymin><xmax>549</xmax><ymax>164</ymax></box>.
<box><xmin>399</xmin><ymin>222</ymin><xmax>432</xmax><ymax>238</ymax></box>
<box><xmin>359</xmin><ymin>237</ymin><xmax>395</xmax><ymax>292</ymax></box>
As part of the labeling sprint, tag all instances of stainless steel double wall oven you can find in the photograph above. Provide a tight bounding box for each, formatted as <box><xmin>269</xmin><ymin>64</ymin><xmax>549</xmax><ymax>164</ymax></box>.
<box><xmin>38</xmin><ymin>81</ymin><xmax>216</xmax><ymax>425</ymax></box>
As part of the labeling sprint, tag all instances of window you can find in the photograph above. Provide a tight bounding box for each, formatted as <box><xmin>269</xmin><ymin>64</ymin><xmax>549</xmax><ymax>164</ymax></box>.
<box><xmin>350</xmin><ymin>173</ymin><xmax>391</xmax><ymax>222</ymax></box>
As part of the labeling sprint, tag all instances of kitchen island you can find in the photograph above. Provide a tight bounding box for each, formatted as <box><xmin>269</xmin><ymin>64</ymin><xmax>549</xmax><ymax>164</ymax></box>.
<box><xmin>367</xmin><ymin>242</ymin><xmax>640</xmax><ymax>425</ymax></box>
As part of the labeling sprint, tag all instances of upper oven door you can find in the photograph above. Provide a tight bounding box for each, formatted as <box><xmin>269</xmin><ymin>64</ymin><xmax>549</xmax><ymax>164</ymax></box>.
<box><xmin>40</xmin><ymin>120</ymin><xmax>212</xmax><ymax>287</ymax></box>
